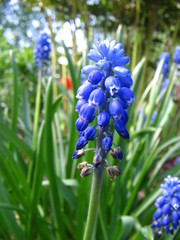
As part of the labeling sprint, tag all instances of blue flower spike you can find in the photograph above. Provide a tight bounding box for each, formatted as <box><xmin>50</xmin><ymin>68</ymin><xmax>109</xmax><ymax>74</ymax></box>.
<box><xmin>73</xmin><ymin>39</ymin><xmax>135</xmax><ymax>180</ymax></box>
<box><xmin>152</xmin><ymin>175</ymin><xmax>180</xmax><ymax>237</ymax></box>
<box><xmin>173</xmin><ymin>46</ymin><xmax>180</xmax><ymax>64</ymax></box>
<box><xmin>34</xmin><ymin>33</ymin><xmax>51</xmax><ymax>68</ymax></box>
<box><xmin>157</xmin><ymin>52</ymin><xmax>170</xmax><ymax>80</ymax></box>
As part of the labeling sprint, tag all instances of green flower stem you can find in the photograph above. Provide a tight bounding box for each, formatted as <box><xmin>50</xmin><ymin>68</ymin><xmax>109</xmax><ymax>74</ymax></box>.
<box><xmin>83</xmin><ymin>127</ymin><xmax>105</xmax><ymax>240</ymax></box>
<box><xmin>27</xmin><ymin>66</ymin><xmax>42</xmax><ymax>185</ymax></box>
<box><xmin>32</xmin><ymin>67</ymin><xmax>42</xmax><ymax>150</ymax></box>
<box><xmin>83</xmin><ymin>163</ymin><xmax>104</xmax><ymax>240</ymax></box>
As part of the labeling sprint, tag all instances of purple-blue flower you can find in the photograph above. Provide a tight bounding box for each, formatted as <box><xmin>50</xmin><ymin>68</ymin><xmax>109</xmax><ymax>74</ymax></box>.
<box><xmin>157</xmin><ymin>52</ymin><xmax>170</xmax><ymax>80</ymax></box>
<box><xmin>73</xmin><ymin>39</ymin><xmax>134</xmax><ymax>179</ymax></box>
<box><xmin>151</xmin><ymin>111</ymin><xmax>157</xmax><ymax>123</ymax></box>
<box><xmin>152</xmin><ymin>175</ymin><xmax>180</xmax><ymax>237</ymax></box>
<box><xmin>79</xmin><ymin>103</ymin><xmax>95</xmax><ymax>123</ymax></box>
<box><xmin>113</xmin><ymin>119</ymin><xmax>129</xmax><ymax>139</ymax></box>
<box><xmin>72</xmin><ymin>149</ymin><xmax>85</xmax><ymax>159</ymax></box>
<box><xmin>105</xmin><ymin>76</ymin><xmax>121</xmax><ymax>96</ymax></box>
<box><xmin>118</xmin><ymin>87</ymin><xmax>135</xmax><ymax>106</ymax></box>
<box><xmin>82</xmin><ymin>126</ymin><xmax>96</xmax><ymax>141</ymax></box>
<box><xmin>76</xmin><ymin>82</ymin><xmax>95</xmax><ymax>100</ymax></box>
<box><xmin>76</xmin><ymin>136</ymin><xmax>88</xmax><ymax>150</ymax></box>
<box><xmin>75</xmin><ymin>118</ymin><xmax>89</xmax><ymax>132</ymax></box>
<box><xmin>88</xmin><ymin>70</ymin><xmax>102</xmax><ymax>85</ymax></box>
<box><xmin>102</xmin><ymin>137</ymin><xmax>112</xmax><ymax>153</ymax></box>
<box><xmin>97</xmin><ymin>112</ymin><xmax>110</xmax><ymax>127</ymax></box>
<box><xmin>109</xmin><ymin>100</ymin><xmax>123</xmax><ymax>120</ymax></box>
<box><xmin>111</xmin><ymin>147</ymin><xmax>123</xmax><ymax>161</ymax></box>
<box><xmin>75</xmin><ymin>99</ymin><xmax>87</xmax><ymax>113</ymax></box>
<box><xmin>34</xmin><ymin>33</ymin><xmax>51</xmax><ymax>68</ymax></box>
<box><xmin>173</xmin><ymin>46</ymin><xmax>180</xmax><ymax>64</ymax></box>
<box><xmin>122</xmin><ymin>111</ymin><xmax>129</xmax><ymax>124</ymax></box>
<box><xmin>93</xmin><ymin>153</ymin><xmax>102</xmax><ymax>168</ymax></box>
<box><xmin>89</xmin><ymin>89</ymin><xmax>105</xmax><ymax>109</ymax></box>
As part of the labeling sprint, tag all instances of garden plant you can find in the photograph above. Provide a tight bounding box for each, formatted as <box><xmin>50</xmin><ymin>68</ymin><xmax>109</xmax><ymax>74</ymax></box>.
<box><xmin>0</xmin><ymin>1</ymin><xmax>180</xmax><ymax>240</ymax></box>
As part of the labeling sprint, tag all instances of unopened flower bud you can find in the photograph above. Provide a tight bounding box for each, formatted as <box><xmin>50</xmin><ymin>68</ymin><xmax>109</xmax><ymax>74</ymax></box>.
<box><xmin>113</xmin><ymin>165</ymin><xmax>121</xmax><ymax>176</ymax></box>
<box><xmin>77</xmin><ymin>161</ymin><xmax>88</xmax><ymax>170</ymax></box>
<box><xmin>106</xmin><ymin>167</ymin><xmax>115</xmax><ymax>181</ymax></box>
<box><xmin>106</xmin><ymin>166</ymin><xmax>121</xmax><ymax>180</ymax></box>
<box><xmin>93</xmin><ymin>153</ymin><xmax>102</xmax><ymax>168</ymax></box>
<box><xmin>80</xmin><ymin>166</ymin><xmax>92</xmax><ymax>177</ymax></box>
<box><xmin>102</xmin><ymin>137</ymin><xmax>112</xmax><ymax>153</ymax></box>
<box><xmin>76</xmin><ymin>136</ymin><xmax>88</xmax><ymax>150</ymax></box>
<box><xmin>72</xmin><ymin>149</ymin><xmax>85</xmax><ymax>159</ymax></box>
<box><xmin>111</xmin><ymin>147</ymin><xmax>123</xmax><ymax>161</ymax></box>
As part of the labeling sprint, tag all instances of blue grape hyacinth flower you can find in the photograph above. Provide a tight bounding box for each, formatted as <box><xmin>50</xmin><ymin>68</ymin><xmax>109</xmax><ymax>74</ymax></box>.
<box><xmin>157</xmin><ymin>52</ymin><xmax>170</xmax><ymax>81</ymax></box>
<box><xmin>73</xmin><ymin>40</ymin><xmax>135</xmax><ymax>180</ymax></box>
<box><xmin>173</xmin><ymin>46</ymin><xmax>180</xmax><ymax>64</ymax></box>
<box><xmin>34</xmin><ymin>33</ymin><xmax>51</xmax><ymax>68</ymax></box>
<box><xmin>152</xmin><ymin>175</ymin><xmax>180</xmax><ymax>237</ymax></box>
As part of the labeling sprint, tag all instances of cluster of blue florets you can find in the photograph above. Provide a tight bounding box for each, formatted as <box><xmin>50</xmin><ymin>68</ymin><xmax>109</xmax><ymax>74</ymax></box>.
<box><xmin>173</xmin><ymin>46</ymin><xmax>180</xmax><ymax>65</ymax></box>
<box><xmin>72</xmin><ymin>40</ymin><xmax>135</xmax><ymax>179</ymax></box>
<box><xmin>157</xmin><ymin>52</ymin><xmax>170</xmax><ymax>81</ymax></box>
<box><xmin>158</xmin><ymin>52</ymin><xmax>170</xmax><ymax>98</ymax></box>
<box><xmin>34</xmin><ymin>33</ymin><xmax>51</xmax><ymax>68</ymax></box>
<box><xmin>152</xmin><ymin>176</ymin><xmax>180</xmax><ymax>237</ymax></box>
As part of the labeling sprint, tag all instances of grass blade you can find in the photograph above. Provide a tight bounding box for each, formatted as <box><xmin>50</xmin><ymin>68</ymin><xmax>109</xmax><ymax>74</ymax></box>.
<box><xmin>11</xmin><ymin>52</ymin><xmax>18</xmax><ymax>133</ymax></box>
<box><xmin>0</xmin><ymin>122</ymin><xmax>34</xmax><ymax>160</ymax></box>
<box><xmin>44</xmin><ymin>78</ymin><xmax>65</xmax><ymax>240</ymax></box>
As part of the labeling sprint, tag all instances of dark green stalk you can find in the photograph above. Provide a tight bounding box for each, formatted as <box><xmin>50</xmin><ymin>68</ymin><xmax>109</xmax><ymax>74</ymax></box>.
<box><xmin>27</xmin><ymin>66</ymin><xmax>42</xmax><ymax>185</ymax></box>
<box><xmin>11</xmin><ymin>52</ymin><xmax>18</xmax><ymax>133</ymax></box>
<box><xmin>44</xmin><ymin>78</ymin><xmax>64</xmax><ymax>240</ymax></box>
<box><xmin>83</xmin><ymin>128</ymin><xmax>105</xmax><ymax>240</ymax></box>
<box><xmin>83</xmin><ymin>164</ymin><xmax>104</xmax><ymax>240</ymax></box>
<box><xmin>32</xmin><ymin>66</ymin><xmax>42</xmax><ymax>150</ymax></box>
<box><xmin>83</xmin><ymin>90</ymin><xmax>108</xmax><ymax>240</ymax></box>
<box><xmin>10</xmin><ymin>52</ymin><xmax>18</xmax><ymax>153</ymax></box>
<box><xmin>27</xmin><ymin>122</ymin><xmax>45</xmax><ymax>240</ymax></box>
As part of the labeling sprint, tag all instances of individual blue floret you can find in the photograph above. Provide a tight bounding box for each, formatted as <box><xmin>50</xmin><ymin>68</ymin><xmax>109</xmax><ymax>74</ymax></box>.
<box><xmin>152</xmin><ymin>175</ymin><xmax>180</xmax><ymax>237</ymax></box>
<box><xmin>109</xmin><ymin>100</ymin><xmax>124</xmax><ymax>120</ymax></box>
<box><xmin>97</xmin><ymin>112</ymin><xmax>110</xmax><ymax>128</ymax></box>
<box><xmin>82</xmin><ymin>126</ymin><xmax>96</xmax><ymax>141</ymax></box>
<box><xmin>102</xmin><ymin>137</ymin><xmax>112</xmax><ymax>153</ymax></box>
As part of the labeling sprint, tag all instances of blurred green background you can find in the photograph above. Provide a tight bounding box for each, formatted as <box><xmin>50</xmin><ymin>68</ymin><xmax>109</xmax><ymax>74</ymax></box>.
<box><xmin>0</xmin><ymin>0</ymin><xmax>180</xmax><ymax>239</ymax></box>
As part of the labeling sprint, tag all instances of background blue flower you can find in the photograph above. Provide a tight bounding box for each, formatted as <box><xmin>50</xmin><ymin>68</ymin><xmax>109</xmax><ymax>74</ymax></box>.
<box><xmin>34</xmin><ymin>33</ymin><xmax>51</xmax><ymax>68</ymax></box>
<box><xmin>152</xmin><ymin>175</ymin><xmax>180</xmax><ymax>237</ymax></box>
